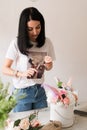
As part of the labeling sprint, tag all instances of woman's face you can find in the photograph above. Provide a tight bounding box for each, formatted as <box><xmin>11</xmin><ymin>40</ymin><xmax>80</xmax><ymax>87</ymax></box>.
<box><xmin>27</xmin><ymin>20</ymin><xmax>41</xmax><ymax>42</ymax></box>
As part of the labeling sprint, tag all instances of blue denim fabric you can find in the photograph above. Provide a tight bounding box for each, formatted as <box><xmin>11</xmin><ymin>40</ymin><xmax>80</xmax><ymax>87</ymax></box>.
<box><xmin>13</xmin><ymin>84</ymin><xmax>48</xmax><ymax>112</ymax></box>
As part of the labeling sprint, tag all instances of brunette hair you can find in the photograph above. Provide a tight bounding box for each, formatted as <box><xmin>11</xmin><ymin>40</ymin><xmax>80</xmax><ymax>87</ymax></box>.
<box><xmin>17</xmin><ymin>7</ymin><xmax>45</xmax><ymax>55</ymax></box>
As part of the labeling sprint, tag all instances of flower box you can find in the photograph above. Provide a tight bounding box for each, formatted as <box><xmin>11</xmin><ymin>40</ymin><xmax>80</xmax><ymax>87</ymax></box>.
<box><xmin>50</xmin><ymin>102</ymin><xmax>74</xmax><ymax>127</ymax></box>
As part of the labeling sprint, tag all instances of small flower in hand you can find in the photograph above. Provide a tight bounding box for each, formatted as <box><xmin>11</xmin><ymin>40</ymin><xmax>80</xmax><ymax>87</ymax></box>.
<box><xmin>44</xmin><ymin>56</ymin><xmax>52</xmax><ymax>63</ymax></box>
<box><xmin>44</xmin><ymin>56</ymin><xmax>53</xmax><ymax>70</ymax></box>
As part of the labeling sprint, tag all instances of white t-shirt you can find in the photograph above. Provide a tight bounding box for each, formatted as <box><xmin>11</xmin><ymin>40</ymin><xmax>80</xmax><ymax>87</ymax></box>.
<box><xmin>6</xmin><ymin>37</ymin><xmax>56</xmax><ymax>88</ymax></box>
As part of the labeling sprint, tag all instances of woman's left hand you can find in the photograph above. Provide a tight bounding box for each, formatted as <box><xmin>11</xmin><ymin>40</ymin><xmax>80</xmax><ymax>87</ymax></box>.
<box><xmin>44</xmin><ymin>56</ymin><xmax>53</xmax><ymax>70</ymax></box>
<box><xmin>44</xmin><ymin>56</ymin><xmax>52</xmax><ymax>63</ymax></box>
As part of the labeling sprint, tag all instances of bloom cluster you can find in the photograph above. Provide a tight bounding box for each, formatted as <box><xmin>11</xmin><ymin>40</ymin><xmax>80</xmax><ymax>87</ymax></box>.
<box><xmin>10</xmin><ymin>113</ymin><xmax>42</xmax><ymax>130</ymax></box>
<box><xmin>44</xmin><ymin>77</ymin><xmax>78</xmax><ymax>106</ymax></box>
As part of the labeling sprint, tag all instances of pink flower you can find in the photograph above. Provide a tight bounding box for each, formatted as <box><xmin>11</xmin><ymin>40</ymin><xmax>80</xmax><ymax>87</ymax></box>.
<box><xmin>60</xmin><ymin>90</ymin><xmax>67</xmax><ymax>95</ymax></box>
<box><xmin>31</xmin><ymin>120</ymin><xmax>40</xmax><ymax>127</ymax></box>
<box><xmin>19</xmin><ymin>118</ymin><xmax>30</xmax><ymax>130</ymax></box>
<box><xmin>42</xmin><ymin>79</ymin><xmax>78</xmax><ymax>106</ymax></box>
<box><xmin>59</xmin><ymin>90</ymin><xmax>67</xmax><ymax>100</ymax></box>
<box><xmin>63</xmin><ymin>97</ymin><xmax>70</xmax><ymax>105</ymax></box>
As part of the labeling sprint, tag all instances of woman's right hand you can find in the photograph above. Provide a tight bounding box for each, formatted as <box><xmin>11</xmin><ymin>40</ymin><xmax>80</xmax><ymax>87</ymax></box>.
<box><xmin>20</xmin><ymin>68</ymin><xmax>37</xmax><ymax>78</ymax></box>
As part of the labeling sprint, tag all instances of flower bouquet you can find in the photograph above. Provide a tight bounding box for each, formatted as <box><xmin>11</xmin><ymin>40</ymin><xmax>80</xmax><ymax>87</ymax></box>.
<box><xmin>6</xmin><ymin>113</ymin><xmax>43</xmax><ymax>130</ymax></box>
<box><xmin>0</xmin><ymin>79</ymin><xmax>17</xmax><ymax>129</ymax></box>
<box><xmin>43</xmin><ymin>77</ymin><xmax>78</xmax><ymax>127</ymax></box>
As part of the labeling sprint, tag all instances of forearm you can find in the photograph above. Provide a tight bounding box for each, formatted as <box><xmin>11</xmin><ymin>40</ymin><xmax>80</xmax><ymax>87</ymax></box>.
<box><xmin>2</xmin><ymin>67</ymin><xmax>19</xmax><ymax>77</ymax></box>
<box><xmin>2</xmin><ymin>66</ymin><xmax>38</xmax><ymax>79</ymax></box>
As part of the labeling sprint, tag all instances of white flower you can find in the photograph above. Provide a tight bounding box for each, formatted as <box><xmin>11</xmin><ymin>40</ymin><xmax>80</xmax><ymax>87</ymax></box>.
<box><xmin>19</xmin><ymin>118</ymin><xmax>30</xmax><ymax>130</ymax></box>
<box><xmin>13</xmin><ymin>126</ymin><xmax>21</xmax><ymax>130</ymax></box>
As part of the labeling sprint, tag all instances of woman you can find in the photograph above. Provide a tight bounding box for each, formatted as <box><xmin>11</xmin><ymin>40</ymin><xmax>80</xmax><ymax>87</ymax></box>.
<box><xmin>2</xmin><ymin>7</ymin><xmax>56</xmax><ymax>112</ymax></box>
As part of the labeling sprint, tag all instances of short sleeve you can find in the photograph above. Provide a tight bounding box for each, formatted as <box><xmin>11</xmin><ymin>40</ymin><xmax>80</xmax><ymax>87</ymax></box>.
<box><xmin>46</xmin><ymin>38</ymin><xmax>56</xmax><ymax>61</ymax></box>
<box><xmin>6</xmin><ymin>39</ymin><xmax>18</xmax><ymax>60</ymax></box>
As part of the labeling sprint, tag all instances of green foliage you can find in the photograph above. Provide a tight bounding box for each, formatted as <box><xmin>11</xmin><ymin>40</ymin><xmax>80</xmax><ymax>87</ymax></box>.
<box><xmin>57</xmin><ymin>81</ymin><xmax>63</xmax><ymax>88</ymax></box>
<box><xmin>0</xmin><ymin>79</ymin><xmax>17</xmax><ymax>129</ymax></box>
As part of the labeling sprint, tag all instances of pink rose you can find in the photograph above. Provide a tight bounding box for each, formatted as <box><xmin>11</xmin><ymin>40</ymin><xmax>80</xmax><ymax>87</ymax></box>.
<box><xmin>63</xmin><ymin>97</ymin><xmax>70</xmax><ymax>105</ymax></box>
<box><xmin>31</xmin><ymin>119</ymin><xmax>40</xmax><ymax>127</ymax></box>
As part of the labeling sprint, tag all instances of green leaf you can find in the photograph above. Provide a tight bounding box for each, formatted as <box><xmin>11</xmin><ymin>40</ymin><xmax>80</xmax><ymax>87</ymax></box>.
<box><xmin>29</xmin><ymin>114</ymin><xmax>36</xmax><ymax>121</ymax></box>
<box><xmin>57</xmin><ymin>81</ymin><xmax>63</xmax><ymax>88</ymax></box>
<box><xmin>14</xmin><ymin>119</ymin><xmax>21</xmax><ymax>127</ymax></box>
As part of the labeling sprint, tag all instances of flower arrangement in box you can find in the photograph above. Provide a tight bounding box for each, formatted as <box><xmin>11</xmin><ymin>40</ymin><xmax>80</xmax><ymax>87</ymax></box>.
<box><xmin>43</xmin><ymin>77</ymin><xmax>78</xmax><ymax>107</ymax></box>
<box><xmin>43</xmin><ymin>77</ymin><xmax>78</xmax><ymax>127</ymax></box>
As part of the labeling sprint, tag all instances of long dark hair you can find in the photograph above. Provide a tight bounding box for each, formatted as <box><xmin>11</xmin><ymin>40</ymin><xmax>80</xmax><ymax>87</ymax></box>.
<box><xmin>17</xmin><ymin>7</ymin><xmax>45</xmax><ymax>55</ymax></box>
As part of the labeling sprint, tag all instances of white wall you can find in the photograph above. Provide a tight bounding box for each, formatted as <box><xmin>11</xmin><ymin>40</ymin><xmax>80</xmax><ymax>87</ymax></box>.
<box><xmin>0</xmin><ymin>0</ymin><xmax>87</xmax><ymax>102</ymax></box>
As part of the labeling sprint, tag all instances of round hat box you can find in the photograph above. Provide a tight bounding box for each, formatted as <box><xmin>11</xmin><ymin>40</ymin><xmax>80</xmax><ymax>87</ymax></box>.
<box><xmin>50</xmin><ymin>103</ymin><xmax>74</xmax><ymax>128</ymax></box>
